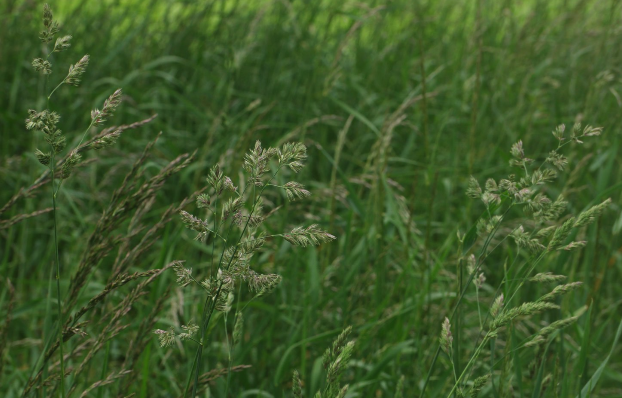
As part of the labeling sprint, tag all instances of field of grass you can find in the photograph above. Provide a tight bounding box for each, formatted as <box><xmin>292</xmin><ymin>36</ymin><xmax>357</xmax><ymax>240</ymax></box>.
<box><xmin>1</xmin><ymin>0</ymin><xmax>622</xmax><ymax>397</ymax></box>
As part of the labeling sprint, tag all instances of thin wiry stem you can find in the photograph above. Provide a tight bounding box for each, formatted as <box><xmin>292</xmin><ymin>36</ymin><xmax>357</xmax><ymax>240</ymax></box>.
<box><xmin>50</xmin><ymin>151</ymin><xmax>67</xmax><ymax>398</ymax></box>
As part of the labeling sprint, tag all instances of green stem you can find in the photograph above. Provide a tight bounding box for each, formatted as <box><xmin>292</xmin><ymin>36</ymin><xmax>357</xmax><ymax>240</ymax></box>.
<box><xmin>51</xmin><ymin>152</ymin><xmax>66</xmax><ymax>398</ymax></box>
<box><xmin>47</xmin><ymin>80</ymin><xmax>64</xmax><ymax>102</ymax></box>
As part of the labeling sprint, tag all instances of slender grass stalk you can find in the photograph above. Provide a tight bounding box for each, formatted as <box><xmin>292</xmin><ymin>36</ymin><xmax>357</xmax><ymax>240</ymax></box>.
<box><xmin>50</xmin><ymin>151</ymin><xmax>66</xmax><ymax>398</ymax></box>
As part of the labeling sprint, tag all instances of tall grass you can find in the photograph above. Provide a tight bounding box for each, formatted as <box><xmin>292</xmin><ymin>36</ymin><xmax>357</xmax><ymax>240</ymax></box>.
<box><xmin>1</xmin><ymin>0</ymin><xmax>622</xmax><ymax>396</ymax></box>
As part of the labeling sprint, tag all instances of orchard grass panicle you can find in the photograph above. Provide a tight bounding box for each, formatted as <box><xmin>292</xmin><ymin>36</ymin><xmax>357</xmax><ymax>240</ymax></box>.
<box><xmin>154</xmin><ymin>140</ymin><xmax>335</xmax><ymax>397</ymax></box>
<box><xmin>27</xmin><ymin>4</ymin><xmax>126</xmax><ymax>397</ymax></box>
<box><xmin>424</xmin><ymin>123</ymin><xmax>612</xmax><ymax>398</ymax></box>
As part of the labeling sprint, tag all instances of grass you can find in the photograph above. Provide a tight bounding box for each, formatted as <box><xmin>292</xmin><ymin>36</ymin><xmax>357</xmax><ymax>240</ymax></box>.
<box><xmin>1</xmin><ymin>0</ymin><xmax>622</xmax><ymax>397</ymax></box>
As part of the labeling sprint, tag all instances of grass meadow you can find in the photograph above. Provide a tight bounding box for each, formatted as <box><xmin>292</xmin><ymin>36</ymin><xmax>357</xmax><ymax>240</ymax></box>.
<box><xmin>1</xmin><ymin>0</ymin><xmax>622</xmax><ymax>397</ymax></box>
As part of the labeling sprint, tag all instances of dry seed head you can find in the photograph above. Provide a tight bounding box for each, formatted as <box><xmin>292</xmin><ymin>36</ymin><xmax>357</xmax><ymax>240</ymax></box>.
<box><xmin>178</xmin><ymin>322</ymin><xmax>199</xmax><ymax>341</ymax></box>
<box><xmin>196</xmin><ymin>193</ymin><xmax>211</xmax><ymax>208</ymax></box>
<box><xmin>440</xmin><ymin>317</ymin><xmax>453</xmax><ymax>355</ymax></box>
<box><xmin>35</xmin><ymin>149</ymin><xmax>51</xmax><ymax>166</ymax></box>
<box><xmin>547</xmin><ymin>217</ymin><xmax>576</xmax><ymax>251</ymax></box>
<box><xmin>53</xmin><ymin>35</ymin><xmax>72</xmax><ymax>52</ymax></box>
<box><xmin>469</xmin><ymin>374</ymin><xmax>490</xmax><ymax>398</ymax></box>
<box><xmin>489</xmin><ymin>301</ymin><xmax>559</xmax><ymax>333</ymax></box>
<box><xmin>326</xmin><ymin>341</ymin><xmax>354</xmax><ymax>384</ymax></box>
<box><xmin>582</xmin><ymin>125</ymin><xmax>602</xmax><ymax>137</ymax></box>
<box><xmin>170</xmin><ymin>260</ymin><xmax>193</xmax><ymax>287</ymax></box>
<box><xmin>283</xmin><ymin>181</ymin><xmax>311</xmax><ymax>201</ymax></box>
<box><xmin>490</xmin><ymin>294</ymin><xmax>504</xmax><ymax>318</ymax></box>
<box><xmin>537</xmin><ymin>282</ymin><xmax>582</xmax><ymax>303</ymax></box>
<box><xmin>65</xmin><ymin>55</ymin><xmax>89</xmax><ymax>86</ymax></box>
<box><xmin>466</xmin><ymin>176</ymin><xmax>482</xmax><ymax>199</ymax></box>
<box><xmin>510</xmin><ymin>140</ymin><xmax>525</xmax><ymax>159</ymax></box>
<box><xmin>92</xmin><ymin>88</ymin><xmax>123</xmax><ymax>125</ymax></box>
<box><xmin>32</xmin><ymin>58</ymin><xmax>52</xmax><ymax>74</ymax></box>
<box><xmin>574</xmin><ymin>198</ymin><xmax>611</xmax><ymax>228</ymax></box>
<box><xmin>529</xmin><ymin>272</ymin><xmax>567</xmax><ymax>283</ymax></box>
<box><xmin>552</xmin><ymin>124</ymin><xmax>565</xmax><ymax>141</ymax></box>
<box><xmin>336</xmin><ymin>385</ymin><xmax>349</xmax><ymax>398</ymax></box>
<box><xmin>153</xmin><ymin>328</ymin><xmax>176</xmax><ymax>348</ymax></box>
<box><xmin>206</xmin><ymin>164</ymin><xmax>224</xmax><ymax>193</ymax></box>
<box><xmin>40</xmin><ymin>4</ymin><xmax>60</xmax><ymax>43</ymax></box>
<box><xmin>546</xmin><ymin>150</ymin><xmax>568</xmax><ymax>171</ymax></box>
<box><xmin>561</xmin><ymin>241</ymin><xmax>587</xmax><ymax>251</ymax></box>
<box><xmin>283</xmin><ymin>225</ymin><xmax>336</xmax><ymax>247</ymax></box>
<box><xmin>87</xmin><ymin>130</ymin><xmax>120</xmax><ymax>151</ymax></box>
<box><xmin>60</xmin><ymin>151</ymin><xmax>82</xmax><ymax>179</ymax></box>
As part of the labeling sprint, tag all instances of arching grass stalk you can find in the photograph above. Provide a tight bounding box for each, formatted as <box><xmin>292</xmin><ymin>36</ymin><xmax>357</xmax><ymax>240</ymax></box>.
<box><xmin>28</xmin><ymin>5</ymin><xmax>124</xmax><ymax>396</ymax></box>
<box><xmin>150</xmin><ymin>142</ymin><xmax>335</xmax><ymax>397</ymax></box>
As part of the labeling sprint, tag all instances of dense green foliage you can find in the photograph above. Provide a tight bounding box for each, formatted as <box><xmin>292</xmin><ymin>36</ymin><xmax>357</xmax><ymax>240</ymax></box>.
<box><xmin>1</xmin><ymin>0</ymin><xmax>622</xmax><ymax>396</ymax></box>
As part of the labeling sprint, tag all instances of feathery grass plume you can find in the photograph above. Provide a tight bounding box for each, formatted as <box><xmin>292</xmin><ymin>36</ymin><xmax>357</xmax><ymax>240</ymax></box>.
<box><xmin>537</xmin><ymin>282</ymin><xmax>583</xmax><ymax>303</ymax></box>
<box><xmin>526</xmin><ymin>314</ymin><xmax>581</xmax><ymax>347</ymax></box>
<box><xmin>32</xmin><ymin>58</ymin><xmax>52</xmax><ymax>74</ymax></box>
<box><xmin>437</xmin><ymin>124</ymin><xmax>605</xmax><ymax>398</ymax></box>
<box><xmin>171</xmin><ymin>261</ymin><xmax>193</xmax><ymax>287</ymax></box>
<box><xmin>154</xmin><ymin>328</ymin><xmax>176</xmax><ymax>348</ymax></box>
<box><xmin>179</xmin><ymin>323</ymin><xmax>199</xmax><ymax>341</ymax></box>
<box><xmin>278</xmin><ymin>141</ymin><xmax>307</xmax><ymax>172</ymax></box>
<box><xmin>293</xmin><ymin>370</ymin><xmax>303</xmax><ymax>398</ymax></box>
<box><xmin>64</xmin><ymin>55</ymin><xmax>89</xmax><ymax>86</ymax></box>
<box><xmin>561</xmin><ymin>240</ymin><xmax>587</xmax><ymax>251</ymax></box>
<box><xmin>40</xmin><ymin>4</ymin><xmax>60</xmax><ymax>43</ymax></box>
<box><xmin>489</xmin><ymin>302</ymin><xmax>559</xmax><ymax>335</ymax></box>
<box><xmin>547</xmin><ymin>217</ymin><xmax>576</xmax><ymax>251</ymax></box>
<box><xmin>546</xmin><ymin>151</ymin><xmax>568</xmax><ymax>170</ymax></box>
<box><xmin>466</xmin><ymin>176</ymin><xmax>482</xmax><ymax>199</ymax></box>
<box><xmin>574</xmin><ymin>198</ymin><xmax>611</xmax><ymax>228</ymax></box>
<box><xmin>469</xmin><ymin>374</ymin><xmax>490</xmax><ymax>398</ymax></box>
<box><xmin>552</xmin><ymin>124</ymin><xmax>565</xmax><ymax>141</ymax></box>
<box><xmin>529</xmin><ymin>272</ymin><xmax>567</xmax><ymax>283</ymax></box>
<box><xmin>283</xmin><ymin>225</ymin><xmax>336</xmax><ymax>247</ymax></box>
<box><xmin>490</xmin><ymin>294</ymin><xmax>504</xmax><ymax>318</ymax></box>
<box><xmin>294</xmin><ymin>329</ymin><xmax>355</xmax><ymax>398</ymax></box>
<box><xmin>510</xmin><ymin>225</ymin><xmax>546</xmax><ymax>254</ymax></box>
<box><xmin>283</xmin><ymin>181</ymin><xmax>312</xmax><ymax>201</ymax></box>
<box><xmin>323</xmin><ymin>326</ymin><xmax>353</xmax><ymax>369</ymax></box>
<box><xmin>171</xmin><ymin>141</ymin><xmax>335</xmax><ymax>397</ymax></box>
<box><xmin>440</xmin><ymin>317</ymin><xmax>453</xmax><ymax>355</ymax></box>
<box><xmin>59</xmin><ymin>151</ymin><xmax>82</xmax><ymax>179</ymax></box>
<box><xmin>92</xmin><ymin>88</ymin><xmax>123</xmax><ymax>125</ymax></box>
<box><xmin>53</xmin><ymin>35</ymin><xmax>72</xmax><ymax>52</ymax></box>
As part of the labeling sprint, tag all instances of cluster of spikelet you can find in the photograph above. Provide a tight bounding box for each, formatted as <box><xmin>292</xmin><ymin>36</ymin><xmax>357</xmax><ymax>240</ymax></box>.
<box><xmin>29</xmin><ymin>4</ymin><xmax>123</xmax><ymax>180</ymax></box>
<box><xmin>436</xmin><ymin>124</ymin><xmax>611</xmax><ymax>398</ymax></box>
<box><xmin>154</xmin><ymin>141</ymin><xmax>335</xmax><ymax>396</ymax></box>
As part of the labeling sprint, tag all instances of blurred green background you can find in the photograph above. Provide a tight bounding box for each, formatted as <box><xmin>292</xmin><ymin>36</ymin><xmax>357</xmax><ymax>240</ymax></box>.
<box><xmin>1</xmin><ymin>0</ymin><xmax>622</xmax><ymax>396</ymax></box>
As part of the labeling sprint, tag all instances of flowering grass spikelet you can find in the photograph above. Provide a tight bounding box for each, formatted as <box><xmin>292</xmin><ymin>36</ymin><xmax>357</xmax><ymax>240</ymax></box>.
<box><xmin>574</xmin><ymin>198</ymin><xmax>611</xmax><ymax>228</ymax></box>
<box><xmin>283</xmin><ymin>225</ymin><xmax>336</xmax><ymax>247</ymax></box>
<box><xmin>65</xmin><ymin>55</ymin><xmax>89</xmax><ymax>86</ymax></box>
<box><xmin>153</xmin><ymin>328</ymin><xmax>176</xmax><ymax>348</ymax></box>
<box><xmin>537</xmin><ymin>282</ymin><xmax>583</xmax><ymax>303</ymax></box>
<box><xmin>171</xmin><ymin>261</ymin><xmax>193</xmax><ymax>287</ymax></box>
<box><xmin>53</xmin><ymin>35</ymin><xmax>72</xmax><ymax>52</ymax></box>
<box><xmin>440</xmin><ymin>317</ymin><xmax>453</xmax><ymax>355</ymax></box>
